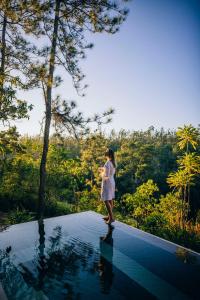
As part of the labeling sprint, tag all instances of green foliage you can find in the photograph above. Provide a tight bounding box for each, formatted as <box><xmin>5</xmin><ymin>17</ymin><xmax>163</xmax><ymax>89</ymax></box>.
<box><xmin>158</xmin><ymin>226</ymin><xmax>200</xmax><ymax>253</ymax></box>
<box><xmin>158</xmin><ymin>192</ymin><xmax>182</xmax><ymax>226</ymax></box>
<box><xmin>31</xmin><ymin>0</ymin><xmax>130</xmax><ymax>97</ymax></box>
<box><xmin>167</xmin><ymin>125</ymin><xmax>200</xmax><ymax>227</ymax></box>
<box><xmin>76</xmin><ymin>187</ymin><xmax>100</xmax><ymax>212</ymax></box>
<box><xmin>0</xmin><ymin>126</ymin><xmax>199</xmax><ymax>252</ymax></box>
<box><xmin>142</xmin><ymin>212</ymin><xmax>167</xmax><ymax>235</ymax></box>
<box><xmin>0</xmin><ymin>0</ymin><xmax>39</xmax><ymax>124</ymax></box>
<box><xmin>0</xmin><ymin>88</ymin><xmax>33</xmax><ymax>123</ymax></box>
<box><xmin>116</xmin><ymin>127</ymin><xmax>177</xmax><ymax>197</ymax></box>
<box><xmin>5</xmin><ymin>208</ymin><xmax>35</xmax><ymax>225</ymax></box>
<box><xmin>0</xmin><ymin>127</ymin><xmax>25</xmax><ymax>158</ymax></box>
<box><xmin>122</xmin><ymin>179</ymin><xmax>159</xmax><ymax>224</ymax></box>
<box><xmin>80</xmin><ymin>134</ymin><xmax>108</xmax><ymax>188</ymax></box>
<box><xmin>44</xmin><ymin>200</ymin><xmax>75</xmax><ymax>218</ymax></box>
<box><xmin>177</xmin><ymin>124</ymin><xmax>199</xmax><ymax>151</ymax></box>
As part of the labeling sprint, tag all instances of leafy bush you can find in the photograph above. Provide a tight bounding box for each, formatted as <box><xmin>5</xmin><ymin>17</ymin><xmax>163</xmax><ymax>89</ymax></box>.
<box><xmin>5</xmin><ymin>208</ymin><xmax>35</xmax><ymax>224</ymax></box>
<box><xmin>44</xmin><ymin>200</ymin><xmax>75</xmax><ymax>217</ymax></box>
<box><xmin>122</xmin><ymin>179</ymin><xmax>159</xmax><ymax>225</ymax></box>
<box><xmin>142</xmin><ymin>212</ymin><xmax>167</xmax><ymax>234</ymax></box>
<box><xmin>54</xmin><ymin>201</ymin><xmax>75</xmax><ymax>215</ymax></box>
<box><xmin>76</xmin><ymin>187</ymin><xmax>100</xmax><ymax>212</ymax></box>
<box><xmin>158</xmin><ymin>192</ymin><xmax>182</xmax><ymax>226</ymax></box>
<box><xmin>157</xmin><ymin>225</ymin><xmax>200</xmax><ymax>253</ymax></box>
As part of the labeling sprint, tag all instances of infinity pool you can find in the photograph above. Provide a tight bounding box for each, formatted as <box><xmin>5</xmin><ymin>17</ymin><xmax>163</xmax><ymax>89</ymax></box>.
<box><xmin>0</xmin><ymin>211</ymin><xmax>199</xmax><ymax>300</ymax></box>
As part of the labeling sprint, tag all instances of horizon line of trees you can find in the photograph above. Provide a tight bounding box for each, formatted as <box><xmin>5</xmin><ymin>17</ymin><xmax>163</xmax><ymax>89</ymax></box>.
<box><xmin>0</xmin><ymin>124</ymin><xmax>200</xmax><ymax>250</ymax></box>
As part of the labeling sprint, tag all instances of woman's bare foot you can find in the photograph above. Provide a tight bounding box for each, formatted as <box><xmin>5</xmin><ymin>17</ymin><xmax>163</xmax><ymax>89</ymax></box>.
<box><xmin>106</xmin><ymin>219</ymin><xmax>115</xmax><ymax>225</ymax></box>
<box><xmin>102</xmin><ymin>216</ymin><xmax>109</xmax><ymax>221</ymax></box>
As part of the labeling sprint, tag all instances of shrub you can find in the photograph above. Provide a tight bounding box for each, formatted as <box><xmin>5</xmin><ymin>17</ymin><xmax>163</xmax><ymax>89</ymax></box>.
<box><xmin>122</xmin><ymin>180</ymin><xmax>159</xmax><ymax>225</ymax></box>
<box><xmin>158</xmin><ymin>192</ymin><xmax>183</xmax><ymax>226</ymax></box>
<box><xmin>44</xmin><ymin>200</ymin><xmax>75</xmax><ymax>217</ymax></box>
<box><xmin>142</xmin><ymin>212</ymin><xmax>167</xmax><ymax>234</ymax></box>
<box><xmin>5</xmin><ymin>208</ymin><xmax>35</xmax><ymax>224</ymax></box>
<box><xmin>159</xmin><ymin>225</ymin><xmax>200</xmax><ymax>253</ymax></box>
<box><xmin>76</xmin><ymin>187</ymin><xmax>100</xmax><ymax>212</ymax></box>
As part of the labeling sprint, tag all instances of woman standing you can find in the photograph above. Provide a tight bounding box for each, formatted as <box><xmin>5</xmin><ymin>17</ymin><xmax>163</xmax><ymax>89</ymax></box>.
<box><xmin>99</xmin><ymin>149</ymin><xmax>116</xmax><ymax>225</ymax></box>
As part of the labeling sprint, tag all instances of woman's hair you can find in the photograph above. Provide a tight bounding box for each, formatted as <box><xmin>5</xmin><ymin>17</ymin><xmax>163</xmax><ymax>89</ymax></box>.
<box><xmin>105</xmin><ymin>148</ymin><xmax>116</xmax><ymax>168</ymax></box>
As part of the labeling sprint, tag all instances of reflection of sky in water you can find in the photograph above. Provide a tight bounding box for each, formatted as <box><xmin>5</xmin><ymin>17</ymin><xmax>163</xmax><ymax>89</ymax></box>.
<box><xmin>0</xmin><ymin>211</ymin><xmax>200</xmax><ymax>300</ymax></box>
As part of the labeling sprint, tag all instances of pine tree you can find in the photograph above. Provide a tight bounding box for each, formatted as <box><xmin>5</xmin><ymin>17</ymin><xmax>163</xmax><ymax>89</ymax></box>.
<box><xmin>29</xmin><ymin>0</ymin><xmax>130</xmax><ymax>217</ymax></box>
<box><xmin>0</xmin><ymin>1</ymin><xmax>45</xmax><ymax>184</ymax></box>
<box><xmin>0</xmin><ymin>0</ymin><xmax>49</xmax><ymax>200</ymax></box>
<box><xmin>0</xmin><ymin>0</ymin><xmax>42</xmax><ymax>123</ymax></box>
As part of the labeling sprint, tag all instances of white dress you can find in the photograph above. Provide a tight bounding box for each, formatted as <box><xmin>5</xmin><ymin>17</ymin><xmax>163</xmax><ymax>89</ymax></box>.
<box><xmin>101</xmin><ymin>160</ymin><xmax>115</xmax><ymax>201</ymax></box>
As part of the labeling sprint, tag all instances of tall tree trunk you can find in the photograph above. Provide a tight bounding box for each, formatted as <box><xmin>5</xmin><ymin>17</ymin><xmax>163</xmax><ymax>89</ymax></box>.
<box><xmin>180</xmin><ymin>187</ymin><xmax>184</xmax><ymax>229</ymax></box>
<box><xmin>187</xmin><ymin>183</ymin><xmax>190</xmax><ymax>219</ymax></box>
<box><xmin>0</xmin><ymin>12</ymin><xmax>7</xmax><ymax>105</ymax></box>
<box><xmin>182</xmin><ymin>185</ymin><xmax>187</xmax><ymax>229</ymax></box>
<box><xmin>38</xmin><ymin>0</ymin><xmax>61</xmax><ymax>217</ymax></box>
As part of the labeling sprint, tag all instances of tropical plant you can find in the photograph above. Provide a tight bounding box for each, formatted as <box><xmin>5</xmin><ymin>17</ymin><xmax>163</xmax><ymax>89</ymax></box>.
<box><xmin>122</xmin><ymin>179</ymin><xmax>159</xmax><ymax>225</ymax></box>
<box><xmin>167</xmin><ymin>125</ymin><xmax>200</xmax><ymax>227</ymax></box>
<box><xmin>177</xmin><ymin>124</ymin><xmax>199</xmax><ymax>152</ymax></box>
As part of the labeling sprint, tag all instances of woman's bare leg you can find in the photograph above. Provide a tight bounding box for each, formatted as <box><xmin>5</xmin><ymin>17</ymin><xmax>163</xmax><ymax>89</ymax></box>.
<box><xmin>103</xmin><ymin>199</ymin><xmax>114</xmax><ymax>220</ymax></box>
<box><xmin>103</xmin><ymin>201</ymin><xmax>110</xmax><ymax>220</ymax></box>
<box><xmin>110</xmin><ymin>200</ymin><xmax>114</xmax><ymax>209</ymax></box>
<box><xmin>109</xmin><ymin>200</ymin><xmax>114</xmax><ymax>221</ymax></box>
<box><xmin>104</xmin><ymin>200</ymin><xmax>114</xmax><ymax>223</ymax></box>
<box><xmin>105</xmin><ymin>201</ymin><xmax>113</xmax><ymax>220</ymax></box>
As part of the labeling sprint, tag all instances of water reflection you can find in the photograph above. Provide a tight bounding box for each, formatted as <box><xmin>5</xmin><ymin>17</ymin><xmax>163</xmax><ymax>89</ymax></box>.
<box><xmin>175</xmin><ymin>247</ymin><xmax>198</xmax><ymax>264</ymax></box>
<box><xmin>99</xmin><ymin>224</ymin><xmax>114</xmax><ymax>294</ymax></box>
<box><xmin>18</xmin><ymin>219</ymin><xmax>99</xmax><ymax>299</ymax></box>
<box><xmin>0</xmin><ymin>225</ymin><xmax>9</xmax><ymax>233</ymax></box>
<box><xmin>0</xmin><ymin>219</ymin><xmax>117</xmax><ymax>299</ymax></box>
<box><xmin>0</xmin><ymin>246</ymin><xmax>25</xmax><ymax>299</ymax></box>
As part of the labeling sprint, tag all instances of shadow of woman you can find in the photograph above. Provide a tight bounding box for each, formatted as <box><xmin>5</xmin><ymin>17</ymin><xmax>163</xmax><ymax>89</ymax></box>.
<box><xmin>98</xmin><ymin>224</ymin><xmax>115</xmax><ymax>294</ymax></box>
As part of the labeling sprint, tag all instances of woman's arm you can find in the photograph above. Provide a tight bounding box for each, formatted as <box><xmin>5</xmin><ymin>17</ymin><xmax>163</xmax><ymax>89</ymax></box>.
<box><xmin>99</xmin><ymin>167</ymin><xmax>106</xmax><ymax>178</ymax></box>
<box><xmin>100</xmin><ymin>162</ymin><xmax>110</xmax><ymax>179</ymax></box>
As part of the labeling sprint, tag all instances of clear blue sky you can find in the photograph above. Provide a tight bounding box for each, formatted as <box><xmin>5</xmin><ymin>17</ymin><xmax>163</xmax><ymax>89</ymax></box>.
<box><xmin>15</xmin><ymin>0</ymin><xmax>200</xmax><ymax>135</ymax></box>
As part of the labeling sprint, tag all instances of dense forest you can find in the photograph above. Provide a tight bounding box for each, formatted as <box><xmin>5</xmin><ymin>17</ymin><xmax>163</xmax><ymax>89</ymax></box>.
<box><xmin>0</xmin><ymin>125</ymin><xmax>200</xmax><ymax>251</ymax></box>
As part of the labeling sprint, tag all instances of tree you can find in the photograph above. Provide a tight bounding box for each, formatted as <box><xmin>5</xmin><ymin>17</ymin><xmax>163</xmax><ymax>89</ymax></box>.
<box><xmin>30</xmin><ymin>0</ymin><xmax>129</xmax><ymax>217</ymax></box>
<box><xmin>122</xmin><ymin>179</ymin><xmax>159</xmax><ymax>225</ymax></box>
<box><xmin>177</xmin><ymin>124</ymin><xmax>199</xmax><ymax>152</ymax></box>
<box><xmin>158</xmin><ymin>192</ymin><xmax>183</xmax><ymax>227</ymax></box>
<box><xmin>115</xmin><ymin>128</ymin><xmax>177</xmax><ymax>197</ymax></box>
<box><xmin>80</xmin><ymin>133</ymin><xmax>108</xmax><ymax>188</ymax></box>
<box><xmin>0</xmin><ymin>126</ymin><xmax>25</xmax><ymax>180</ymax></box>
<box><xmin>0</xmin><ymin>0</ymin><xmax>43</xmax><ymax>124</ymax></box>
<box><xmin>167</xmin><ymin>169</ymin><xmax>192</xmax><ymax>227</ymax></box>
<box><xmin>0</xmin><ymin>1</ymin><xmax>41</xmax><ymax>185</ymax></box>
<box><xmin>167</xmin><ymin>125</ymin><xmax>200</xmax><ymax>227</ymax></box>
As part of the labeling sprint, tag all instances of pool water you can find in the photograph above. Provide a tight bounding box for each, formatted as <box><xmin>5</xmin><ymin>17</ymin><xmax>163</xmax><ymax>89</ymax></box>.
<box><xmin>0</xmin><ymin>211</ymin><xmax>199</xmax><ymax>300</ymax></box>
